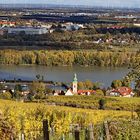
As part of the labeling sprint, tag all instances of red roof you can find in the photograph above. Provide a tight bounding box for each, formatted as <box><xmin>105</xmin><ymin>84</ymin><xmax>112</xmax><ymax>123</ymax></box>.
<box><xmin>113</xmin><ymin>87</ymin><xmax>132</xmax><ymax>96</ymax></box>
<box><xmin>107</xmin><ymin>26</ymin><xmax>124</xmax><ymax>29</ymax></box>
<box><xmin>77</xmin><ymin>90</ymin><xmax>96</xmax><ymax>95</ymax></box>
<box><xmin>0</xmin><ymin>21</ymin><xmax>16</xmax><ymax>25</ymax></box>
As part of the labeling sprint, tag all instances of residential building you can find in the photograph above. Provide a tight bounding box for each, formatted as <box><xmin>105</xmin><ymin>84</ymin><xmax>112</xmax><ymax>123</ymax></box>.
<box><xmin>107</xmin><ymin>87</ymin><xmax>135</xmax><ymax>97</ymax></box>
<box><xmin>0</xmin><ymin>20</ymin><xmax>16</xmax><ymax>27</ymax></box>
<box><xmin>8</xmin><ymin>27</ymin><xmax>49</xmax><ymax>35</ymax></box>
<box><xmin>77</xmin><ymin>90</ymin><xmax>96</xmax><ymax>95</ymax></box>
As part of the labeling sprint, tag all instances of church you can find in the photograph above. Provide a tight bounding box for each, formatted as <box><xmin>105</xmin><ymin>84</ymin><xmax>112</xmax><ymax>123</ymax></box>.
<box><xmin>65</xmin><ymin>73</ymin><xmax>78</xmax><ymax>96</ymax></box>
<box><xmin>65</xmin><ymin>73</ymin><xmax>96</xmax><ymax>96</ymax></box>
<box><xmin>52</xmin><ymin>73</ymin><xmax>95</xmax><ymax>96</ymax></box>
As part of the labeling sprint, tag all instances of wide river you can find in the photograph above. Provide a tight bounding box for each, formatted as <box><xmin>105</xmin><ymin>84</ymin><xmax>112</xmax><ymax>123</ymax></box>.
<box><xmin>0</xmin><ymin>65</ymin><xmax>130</xmax><ymax>87</ymax></box>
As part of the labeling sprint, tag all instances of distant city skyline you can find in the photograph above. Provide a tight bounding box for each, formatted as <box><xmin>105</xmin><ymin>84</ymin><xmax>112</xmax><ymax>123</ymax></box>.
<box><xmin>0</xmin><ymin>0</ymin><xmax>140</xmax><ymax>8</ymax></box>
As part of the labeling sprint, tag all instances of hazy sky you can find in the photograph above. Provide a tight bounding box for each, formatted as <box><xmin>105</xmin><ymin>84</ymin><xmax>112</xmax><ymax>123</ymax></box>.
<box><xmin>0</xmin><ymin>0</ymin><xmax>139</xmax><ymax>8</ymax></box>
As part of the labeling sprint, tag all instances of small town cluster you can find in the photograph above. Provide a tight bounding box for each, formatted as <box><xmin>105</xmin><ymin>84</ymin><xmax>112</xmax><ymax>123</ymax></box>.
<box><xmin>0</xmin><ymin>20</ymin><xmax>84</xmax><ymax>35</ymax></box>
<box><xmin>0</xmin><ymin>73</ymin><xmax>135</xmax><ymax>101</ymax></box>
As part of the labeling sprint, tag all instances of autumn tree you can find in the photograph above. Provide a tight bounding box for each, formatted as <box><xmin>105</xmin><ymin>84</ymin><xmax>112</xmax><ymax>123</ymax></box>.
<box><xmin>127</xmin><ymin>64</ymin><xmax>140</xmax><ymax>90</ymax></box>
<box><xmin>30</xmin><ymin>81</ymin><xmax>46</xmax><ymax>94</ymax></box>
<box><xmin>111</xmin><ymin>80</ymin><xmax>122</xmax><ymax>89</ymax></box>
<box><xmin>78</xmin><ymin>82</ymin><xmax>85</xmax><ymax>90</ymax></box>
<box><xmin>84</xmin><ymin>80</ymin><xmax>93</xmax><ymax>89</ymax></box>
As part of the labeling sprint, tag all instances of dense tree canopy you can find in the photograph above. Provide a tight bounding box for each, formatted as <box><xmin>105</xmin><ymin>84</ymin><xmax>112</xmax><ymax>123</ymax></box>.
<box><xmin>0</xmin><ymin>50</ymin><xmax>139</xmax><ymax>67</ymax></box>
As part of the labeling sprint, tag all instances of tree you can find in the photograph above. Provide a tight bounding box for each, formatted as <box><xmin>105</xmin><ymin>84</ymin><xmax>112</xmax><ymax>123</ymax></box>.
<box><xmin>127</xmin><ymin>64</ymin><xmax>140</xmax><ymax>90</ymax></box>
<box><xmin>78</xmin><ymin>82</ymin><xmax>85</xmax><ymax>89</ymax></box>
<box><xmin>93</xmin><ymin>82</ymin><xmax>102</xmax><ymax>90</ymax></box>
<box><xmin>135</xmin><ymin>105</ymin><xmax>140</xmax><ymax>119</ymax></box>
<box><xmin>30</xmin><ymin>81</ymin><xmax>46</xmax><ymax>94</ymax></box>
<box><xmin>13</xmin><ymin>84</ymin><xmax>23</xmax><ymax>99</ymax></box>
<box><xmin>0</xmin><ymin>92</ymin><xmax>12</xmax><ymax>99</ymax></box>
<box><xmin>98</xmin><ymin>99</ymin><xmax>106</xmax><ymax>110</ymax></box>
<box><xmin>84</xmin><ymin>80</ymin><xmax>93</xmax><ymax>89</ymax></box>
<box><xmin>0</xmin><ymin>83</ymin><xmax>4</xmax><ymax>90</ymax></box>
<box><xmin>34</xmin><ymin>93</ymin><xmax>46</xmax><ymax>99</ymax></box>
<box><xmin>122</xmin><ymin>77</ymin><xmax>131</xmax><ymax>87</ymax></box>
<box><xmin>15</xmin><ymin>84</ymin><xmax>22</xmax><ymax>92</ymax></box>
<box><xmin>27</xmin><ymin>93</ymin><xmax>34</xmax><ymax>101</ymax></box>
<box><xmin>111</xmin><ymin>80</ymin><xmax>122</xmax><ymax>89</ymax></box>
<box><xmin>46</xmin><ymin>87</ymin><xmax>52</xmax><ymax>94</ymax></box>
<box><xmin>104</xmin><ymin>32</ymin><xmax>111</xmax><ymax>40</ymax></box>
<box><xmin>96</xmin><ymin>89</ymin><xmax>104</xmax><ymax>96</ymax></box>
<box><xmin>128</xmin><ymin>63</ymin><xmax>140</xmax><ymax>79</ymax></box>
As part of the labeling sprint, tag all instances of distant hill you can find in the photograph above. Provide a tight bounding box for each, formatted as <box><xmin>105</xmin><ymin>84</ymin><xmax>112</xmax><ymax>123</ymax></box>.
<box><xmin>0</xmin><ymin>4</ymin><xmax>140</xmax><ymax>10</ymax></box>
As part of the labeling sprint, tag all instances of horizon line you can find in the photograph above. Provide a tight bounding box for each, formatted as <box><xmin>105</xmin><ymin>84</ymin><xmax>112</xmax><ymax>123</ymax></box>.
<box><xmin>0</xmin><ymin>3</ymin><xmax>139</xmax><ymax>9</ymax></box>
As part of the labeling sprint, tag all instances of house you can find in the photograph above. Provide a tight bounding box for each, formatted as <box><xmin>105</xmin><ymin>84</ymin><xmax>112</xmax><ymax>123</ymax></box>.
<box><xmin>62</xmin><ymin>23</ymin><xmax>83</xmax><ymax>31</ymax></box>
<box><xmin>65</xmin><ymin>89</ymin><xmax>73</xmax><ymax>96</ymax></box>
<box><xmin>77</xmin><ymin>90</ymin><xmax>96</xmax><ymax>95</ymax></box>
<box><xmin>0</xmin><ymin>21</ymin><xmax>16</xmax><ymax>27</ymax></box>
<box><xmin>20</xmin><ymin>85</ymin><xmax>30</xmax><ymax>95</ymax></box>
<box><xmin>108</xmin><ymin>87</ymin><xmax>135</xmax><ymax>97</ymax></box>
<box><xmin>50</xmin><ymin>85</ymin><xmax>67</xmax><ymax>95</ymax></box>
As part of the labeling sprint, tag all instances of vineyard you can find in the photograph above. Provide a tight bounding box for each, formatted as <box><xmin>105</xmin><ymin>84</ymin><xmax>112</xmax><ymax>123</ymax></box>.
<box><xmin>0</xmin><ymin>99</ymin><xmax>140</xmax><ymax>140</ymax></box>
<box><xmin>45</xmin><ymin>96</ymin><xmax>140</xmax><ymax>111</ymax></box>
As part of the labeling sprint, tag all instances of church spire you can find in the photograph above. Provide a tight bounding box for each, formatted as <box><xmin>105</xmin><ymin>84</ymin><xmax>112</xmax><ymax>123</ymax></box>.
<box><xmin>73</xmin><ymin>73</ymin><xmax>77</xmax><ymax>82</ymax></box>
<box><xmin>73</xmin><ymin>73</ymin><xmax>78</xmax><ymax>94</ymax></box>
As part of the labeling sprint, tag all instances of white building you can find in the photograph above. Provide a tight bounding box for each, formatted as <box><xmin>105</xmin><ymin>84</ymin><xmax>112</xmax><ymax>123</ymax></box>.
<box><xmin>62</xmin><ymin>23</ymin><xmax>84</xmax><ymax>31</ymax></box>
<box><xmin>73</xmin><ymin>73</ymin><xmax>78</xmax><ymax>94</ymax></box>
<box><xmin>65</xmin><ymin>89</ymin><xmax>73</xmax><ymax>96</ymax></box>
<box><xmin>8</xmin><ymin>27</ymin><xmax>49</xmax><ymax>35</ymax></box>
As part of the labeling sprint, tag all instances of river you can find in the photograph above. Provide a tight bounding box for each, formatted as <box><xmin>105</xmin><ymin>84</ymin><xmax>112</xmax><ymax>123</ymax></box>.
<box><xmin>0</xmin><ymin>65</ymin><xmax>129</xmax><ymax>88</ymax></box>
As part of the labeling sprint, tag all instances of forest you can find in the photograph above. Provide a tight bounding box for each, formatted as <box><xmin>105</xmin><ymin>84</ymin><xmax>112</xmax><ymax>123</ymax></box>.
<box><xmin>0</xmin><ymin>50</ymin><xmax>139</xmax><ymax>67</ymax></box>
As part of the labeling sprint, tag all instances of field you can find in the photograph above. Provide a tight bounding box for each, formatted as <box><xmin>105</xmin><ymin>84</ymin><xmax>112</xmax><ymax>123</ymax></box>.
<box><xmin>0</xmin><ymin>99</ymin><xmax>140</xmax><ymax>139</ymax></box>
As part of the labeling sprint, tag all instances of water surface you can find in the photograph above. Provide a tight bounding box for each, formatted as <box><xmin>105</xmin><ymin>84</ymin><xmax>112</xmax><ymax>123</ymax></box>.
<box><xmin>0</xmin><ymin>65</ymin><xmax>129</xmax><ymax>87</ymax></box>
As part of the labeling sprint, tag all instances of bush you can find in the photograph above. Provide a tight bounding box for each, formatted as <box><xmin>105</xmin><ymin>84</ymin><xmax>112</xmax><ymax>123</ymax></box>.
<box><xmin>96</xmin><ymin>90</ymin><xmax>104</xmax><ymax>96</ymax></box>
<box><xmin>27</xmin><ymin>93</ymin><xmax>34</xmax><ymax>101</ymax></box>
<box><xmin>98</xmin><ymin>99</ymin><xmax>106</xmax><ymax>110</ymax></box>
<box><xmin>135</xmin><ymin>105</ymin><xmax>140</xmax><ymax>119</ymax></box>
<box><xmin>34</xmin><ymin>93</ymin><xmax>46</xmax><ymax>99</ymax></box>
<box><xmin>0</xmin><ymin>92</ymin><xmax>12</xmax><ymax>99</ymax></box>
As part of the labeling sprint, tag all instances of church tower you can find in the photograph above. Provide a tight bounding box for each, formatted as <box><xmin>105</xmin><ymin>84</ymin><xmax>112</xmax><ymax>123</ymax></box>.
<box><xmin>73</xmin><ymin>73</ymin><xmax>78</xmax><ymax>94</ymax></box>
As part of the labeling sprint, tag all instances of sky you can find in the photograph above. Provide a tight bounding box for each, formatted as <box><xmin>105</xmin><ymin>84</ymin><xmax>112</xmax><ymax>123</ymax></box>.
<box><xmin>0</xmin><ymin>0</ymin><xmax>140</xmax><ymax>8</ymax></box>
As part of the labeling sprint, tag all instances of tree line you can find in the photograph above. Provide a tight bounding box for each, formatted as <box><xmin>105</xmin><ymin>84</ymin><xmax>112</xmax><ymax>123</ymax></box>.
<box><xmin>0</xmin><ymin>50</ymin><xmax>139</xmax><ymax>67</ymax></box>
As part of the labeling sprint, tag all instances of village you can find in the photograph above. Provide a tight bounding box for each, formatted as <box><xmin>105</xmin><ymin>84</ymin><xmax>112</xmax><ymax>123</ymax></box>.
<box><xmin>0</xmin><ymin>73</ymin><xmax>135</xmax><ymax>102</ymax></box>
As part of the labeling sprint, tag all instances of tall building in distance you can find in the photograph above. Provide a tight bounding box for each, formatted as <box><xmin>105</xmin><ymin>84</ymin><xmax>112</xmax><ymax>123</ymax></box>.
<box><xmin>73</xmin><ymin>73</ymin><xmax>78</xmax><ymax>94</ymax></box>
